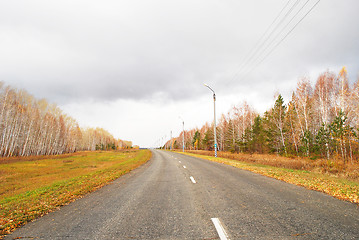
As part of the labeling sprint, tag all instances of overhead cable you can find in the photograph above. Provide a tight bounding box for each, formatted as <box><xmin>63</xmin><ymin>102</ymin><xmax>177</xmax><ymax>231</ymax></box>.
<box><xmin>232</xmin><ymin>0</ymin><xmax>302</xmax><ymax>80</ymax></box>
<box><xmin>241</xmin><ymin>0</ymin><xmax>321</xmax><ymax>79</ymax></box>
<box><xmin>229</xmin><ymin>0</ymin><xmax>321</xmax><ymax>83</ymax></box>
<box><xmin>229</xmin><ymin>0</ymin><xmax>293</xmax><ymax>82</ymax></box>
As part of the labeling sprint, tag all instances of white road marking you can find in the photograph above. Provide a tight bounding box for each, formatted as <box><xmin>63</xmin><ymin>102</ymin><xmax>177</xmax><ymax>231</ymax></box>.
<box><xmin>190</xmin><ymin>176</ymin><xmax>196</xmax><ymax>184</ymax></box>
<box><xmin>211</xmin><ymin>218</ymin><xmax>230</xmax><ymax>240</ymax></box>
<box><xmin>183</xmin><ymin>165</ymin><xmax>186</xmax><ymax>169</ymax></box>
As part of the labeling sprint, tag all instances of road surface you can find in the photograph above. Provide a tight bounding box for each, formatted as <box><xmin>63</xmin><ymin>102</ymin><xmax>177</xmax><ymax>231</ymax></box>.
<box><xmin>6</xmin><ymin>150</ymin><xmax>359</xmax><ymax>239</ymax></box>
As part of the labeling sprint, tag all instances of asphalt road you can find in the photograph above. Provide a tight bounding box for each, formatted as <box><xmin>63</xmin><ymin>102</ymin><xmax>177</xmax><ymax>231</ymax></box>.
<box><xmin>6</xmin><ymin>150</ymin><xmax>359</xmax><ymax>239</ymax></box>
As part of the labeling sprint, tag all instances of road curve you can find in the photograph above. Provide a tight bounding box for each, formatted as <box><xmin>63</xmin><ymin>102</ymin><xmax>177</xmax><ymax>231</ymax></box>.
<box><xmin>6</xmin><ymin>150</ymin><xmax>359</xmax><ymax>239</ymax></box>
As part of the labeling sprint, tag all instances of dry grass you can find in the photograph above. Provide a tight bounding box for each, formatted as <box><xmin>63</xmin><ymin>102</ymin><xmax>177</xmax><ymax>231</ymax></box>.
<box><xmin>0</xmin><ymin>150</ymin><xmax>152</xmax><ymax>237</ymax></box>
<box><xmin>0</xmin><ymin>149</ymin><xmax>138</xmax><ymax>165</ymax></box>
<box><xmin>179</xmin><ymin>151</ymin><xmax>359</xmax><ymax>204</ymax></box>
<box><xmin>186</xmin><ymin>150</ymin><xmax>359</xmax><ymax>180</ymax></box>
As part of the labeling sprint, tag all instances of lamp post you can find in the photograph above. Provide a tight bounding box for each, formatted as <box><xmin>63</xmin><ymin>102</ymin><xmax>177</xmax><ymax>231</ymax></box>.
<box><xmin>170</xmin><ymin>130</ymin><xmax>172</xmax><ymax>150</ymax></box>
<box><xmin>204</xmin><ymin>84</ymin><xmax>217</xmax><ymax>157</ymax></box>
<box><xmin>179</xmin><ymin>117</ymin><xmax>185</xmax><ymax>152</ymax></box>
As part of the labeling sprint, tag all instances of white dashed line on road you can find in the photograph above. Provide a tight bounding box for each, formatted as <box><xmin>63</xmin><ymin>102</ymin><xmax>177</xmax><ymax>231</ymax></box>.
<box><xmin>211</xmin><ymin>218</ymin><xmax>230</xmax><ymax>240</ymax></box>
<box><xmin>190</xmin><ymin>176</ymin><xmax>196</xmax><ymax>184</ymax></box>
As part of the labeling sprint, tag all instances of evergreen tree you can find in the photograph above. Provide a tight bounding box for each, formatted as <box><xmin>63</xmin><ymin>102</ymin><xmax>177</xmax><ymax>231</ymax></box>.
<box><xmin>263</xmin><ymin>95</ymin><xmax>288</xmax><ymax>155</ymax></box>
<box><xmin>314</xmin><ymin>123</ymin><xmax>331</xmax><ymax>159</ymax></box>
<box><xmin>263</xmin><ymin>111</ymin><xmax>277</xmax><ymax>153</ymax></box>
<box><xmin>250</xmin><ymin>116</ymin><xmax>266</xmax><ymax>153</ymax></box>
<box><xmin>300</xmin><ymin>130</ymin><xmax>313</xmax><ymax>156</ymax></box>
<box><xmin>202</xmin><ymin>128</ymin><xmax>213</xmax><ymax>150</ymax></box>
<box><xmin>192</xmin><ymin>130</ymin><xmax>201</xmax><ymax>150</ymax></box>
<box><xmin>224</xmin><ymin>119</ymin><xmax>237</xmax><ymax>152</ymax></box>
<box><xmin>272</xmin><ymin>94</ymin><xmax>288</xmax><ymax>155</ymax></box>
<box><xmin>329</xmin><ymin>110</ymin><xmax>356</xmax><ymax>163</ymax></box>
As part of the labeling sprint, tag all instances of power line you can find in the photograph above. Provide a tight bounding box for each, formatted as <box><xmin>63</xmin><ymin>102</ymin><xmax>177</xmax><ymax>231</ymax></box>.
<box><xmin>241</xmin><ymin>0</ymin><xmax>312</xmax><ymax>76</ymax></box>
<box><xmin>228</xmin><ymin>0</ymin><xmax>321</xmax><ymax>83</ymax></box>
<box><xmin>232</xmin><ymin>0</ymin><xmax>302</xmax><ymax>80</ymax></box>
<box><xmin>229</xmin><ymin>0</ymin><xmax>293</xmax><ymax>82</ymax></box>
<box><xmin>241</xmin><ymin>0</ymin><xmax>321</xmax><ymax>79</ymax></box>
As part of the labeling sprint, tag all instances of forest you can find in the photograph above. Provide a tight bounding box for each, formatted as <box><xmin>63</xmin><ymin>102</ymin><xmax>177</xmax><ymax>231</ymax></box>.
<box><xmin>0</xmin><ymin>82</ymin><xmax>129</xmax><ymax>157</ymax></box>
<box><xmin>168</xmin><ymin>68</ymin><xmax>359</xmax><ymax>163</ymax></box>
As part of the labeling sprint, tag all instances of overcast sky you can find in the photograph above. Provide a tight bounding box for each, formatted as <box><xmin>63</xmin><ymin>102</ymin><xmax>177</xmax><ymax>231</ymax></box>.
<box><xmin>1</xmin><ymin>0</ymin><xmax>358</xmax><ymax>147</ymax></box>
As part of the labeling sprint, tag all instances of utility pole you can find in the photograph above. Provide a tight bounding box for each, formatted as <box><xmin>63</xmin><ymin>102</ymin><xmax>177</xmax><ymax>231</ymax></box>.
<box><xmin>179</xmin><ymin>117</ymin><xmax>185</xmax><ymax>152</ymax></box>
<box><xmin>204</xmin><ymin>84</ymin><xmax>217</xmax><ymax>157</ymax></box>
<box><xmin>170</xmin><ymin>131</ymin><xmax>172</xmax><ymax>150</ymax></box>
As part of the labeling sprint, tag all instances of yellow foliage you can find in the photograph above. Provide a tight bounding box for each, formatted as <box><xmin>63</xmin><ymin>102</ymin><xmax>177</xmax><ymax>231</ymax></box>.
<box><xmin>339</xmin><ymin>66</ymin><xmax>347</xmax><ymax>77</ymax></box>
<box><xmin>194</xmin><ymin>139</ymin><xmax>199</xmax><ymax>149</ymax></box>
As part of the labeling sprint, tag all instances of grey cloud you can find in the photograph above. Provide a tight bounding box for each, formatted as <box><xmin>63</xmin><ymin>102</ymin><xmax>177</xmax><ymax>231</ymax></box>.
<box><xmin>1</xmin><ymin>0</ymin><xmax>359</xmax><ymax>105</ymax></box>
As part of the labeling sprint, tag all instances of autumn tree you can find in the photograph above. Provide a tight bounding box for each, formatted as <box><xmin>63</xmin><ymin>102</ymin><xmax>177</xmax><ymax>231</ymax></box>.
<box><xmin>170</xmin><ymin>68</ymin><xmax>358</xmax><ymax>162</ymax></box>
<box><xmin>192</xmin><ymin>130</ymin><xmax>200</xmax><ymax>150</ymax></box>
<box><xmin>265</xmin><ymin>94</ymin><xmax>287</xmax><ymax>155</ymax></box>
<box><xmin>0</xmin><ymin>82</ymin><xmax>121</xmax><ymax>157</ymax></box>
<box><xmin>313</xmin><ymin>71</ymin><xmax>336</xmax><ymax>159</ymax></box>
<box><xmin>292</xmin><ymin>78</ymin><xmax>313</xmax><ymax>156</ymax></box>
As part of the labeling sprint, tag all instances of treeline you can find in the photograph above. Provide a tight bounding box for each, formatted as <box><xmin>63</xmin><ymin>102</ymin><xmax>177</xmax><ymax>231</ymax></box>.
<box><xmin>0</xmin><ymin>82</ymin><xmax>129</xmax><ymax>157</ymax></box>
<box><xmin>168</xmin><ymin>68</ymin><xmax>359</xmax><ymax>163</ymax></box>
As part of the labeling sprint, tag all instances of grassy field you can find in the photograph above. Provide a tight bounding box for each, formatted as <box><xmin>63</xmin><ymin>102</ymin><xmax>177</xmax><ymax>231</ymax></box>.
<box><xmin>0</xmin><ymin>150</ymin><xmax>152</xmax><ymax>237</ymax></box>
<box><xmin>177</xmin><ymin>151</ymin><xmax>359</xmax><ymax>204</ymax></box>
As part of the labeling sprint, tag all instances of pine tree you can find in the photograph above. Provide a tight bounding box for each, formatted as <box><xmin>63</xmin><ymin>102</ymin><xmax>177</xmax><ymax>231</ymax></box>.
<box><xmin>202</xmin><ymin>128</ymin><xmax>213</xmax><ymax>150</ymax></box>
<box><xmin>250</xmin><ymin>116</ymin><xmax>266</xmax><ymax>153</ymax></box>
<box><xmin>265</xmin><ymin>95</ymin><xmax>288</xmax><ymax>155</ymax></box>
<box><xmin>314</xmin><ymin>123</ymin><xmax>331</xmax><ymax>159</ymax></box>
<box><xmin>329</xmin><ymin>111</ymin><xmax>356</xmax><ymax>163</ymax></box>
<box><xmin>192</xmin><ymin>130</ymin><xmax>201</xmax><ymax>150</ymax></box>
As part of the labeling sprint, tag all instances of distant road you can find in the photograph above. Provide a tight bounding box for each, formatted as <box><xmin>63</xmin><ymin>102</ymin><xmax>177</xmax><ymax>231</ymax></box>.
<box><xmin>6</xmin><ymin>150</ymin><xmax>359</xmax><ymax>239</ymax></box>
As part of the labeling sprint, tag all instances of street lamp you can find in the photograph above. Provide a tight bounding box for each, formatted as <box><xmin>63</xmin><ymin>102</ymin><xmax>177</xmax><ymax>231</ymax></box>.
<box><xmin>179</xmin><ymin>117</ymin><xmax>185</xmax><ymax>152</ymax></box>
<box><xmin>204</xmin><ymin>84</ymin><xmax>217</xmax><ymax>157</ymax></box>
<box><xmin>170</xmin><ymin>130</ymin><xmax>172</xmax><ymax>150</ymax></box>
